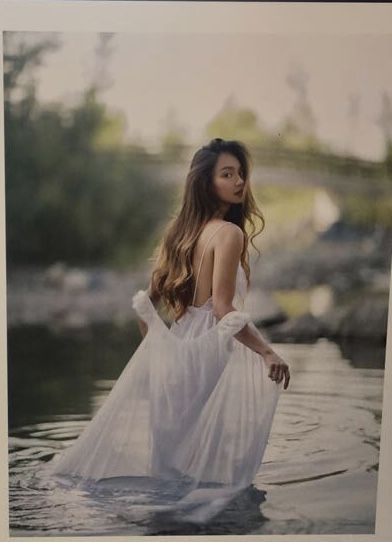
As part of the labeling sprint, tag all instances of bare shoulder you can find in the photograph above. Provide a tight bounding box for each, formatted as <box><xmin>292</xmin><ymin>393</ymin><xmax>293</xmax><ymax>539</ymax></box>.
<box><xmin>214</xmin><ymin>221</ymin><xmax>243</xmax><ymax>245</ymax></box>
<box><xmin>211</xmin><ymin>221</ymin><xmax>244</xmax><ymax>262</ymax></box>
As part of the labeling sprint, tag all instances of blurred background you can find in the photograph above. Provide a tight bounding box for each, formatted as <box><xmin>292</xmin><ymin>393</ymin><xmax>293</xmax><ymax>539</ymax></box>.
<box><xmin>5</xmin><ymin>30</ymin><xmax>390</xmax><ymax>536</ymax></box>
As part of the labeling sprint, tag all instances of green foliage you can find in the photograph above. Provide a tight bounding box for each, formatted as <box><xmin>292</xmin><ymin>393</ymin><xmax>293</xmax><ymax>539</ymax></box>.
<box><xmin>377</xmin><ymin>91</ymin><xmax>392</xmax><ymax>176</ymax></box>
<box><xmin>276</xmin><ymin>115</ymin><xmax>323</xmax><ymax>152</ymax></box>
<box><xmin>159</xmin><ymin>107</ymin><xmax>188</xmax><ymax>162</ymax></box>
<box><xmin>4</xmin><ymin>37</ymin><xmax>173</xmax><ymax>268</ymax></box>
<box><xmin>203</xmin><ymin>96</ymin><xmax>386</xmax><ymax>182</ymax></box>
<box><xmin>3</xmin><ymin>32</ymin><xmax>62</xmax><ymax>102</ymax></box>
<box><xmin>205</xmin><ymin>96</ymin><xmax>271</xmax><ymax>148</ymax></box>
<box><xmin>160</xmin><ymin>131</ymin><xmax>188</xmax><ymax>162</ymax></box>
<box><xmin>384</xmin><ymin>141</ymin><xmax>392</xmax><ymax>178</ymax></box>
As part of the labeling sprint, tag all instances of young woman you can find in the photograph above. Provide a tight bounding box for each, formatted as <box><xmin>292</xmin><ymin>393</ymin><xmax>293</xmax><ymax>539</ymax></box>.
<box><xmin>49</xmin><ymin>138</ymin><xmax>290</xmax><ymax>524</ymax></box>
<box><xmin>145</xmin><ymin>138</ymin><xmax>290</xmax><ymax>386</ymax></box>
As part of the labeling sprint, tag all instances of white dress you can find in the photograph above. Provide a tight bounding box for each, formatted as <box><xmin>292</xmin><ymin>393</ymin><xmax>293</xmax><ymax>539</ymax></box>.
<box><xmin>48</xmin><ymin>223</ymin><xmax>283</xmax><ymax>523</ymax></box>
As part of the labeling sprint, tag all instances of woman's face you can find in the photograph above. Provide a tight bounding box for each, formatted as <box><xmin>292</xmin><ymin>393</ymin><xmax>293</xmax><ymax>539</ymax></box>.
<box><xmin>212</xmin><ymin>152</ymin><xmax>246</xmax><ymax>206</ymax></box>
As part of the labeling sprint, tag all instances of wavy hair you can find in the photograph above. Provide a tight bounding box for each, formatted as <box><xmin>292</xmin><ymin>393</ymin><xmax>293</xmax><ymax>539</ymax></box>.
<box><xmin>148</xmin><ymin>138</ymin><xmax>265</xmax><ymax>322</ymax></box>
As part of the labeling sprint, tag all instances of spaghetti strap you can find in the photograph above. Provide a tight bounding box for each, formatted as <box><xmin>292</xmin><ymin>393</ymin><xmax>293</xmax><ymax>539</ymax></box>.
<box><xmin>192</xmin><ymin>221</ymin><xmax>232</xmax><ymax>306</ymax></box>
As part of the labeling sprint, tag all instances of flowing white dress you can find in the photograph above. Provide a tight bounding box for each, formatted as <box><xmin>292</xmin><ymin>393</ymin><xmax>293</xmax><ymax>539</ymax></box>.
<box><xmin>48</xmin><ymin>223</ymin><xmax>283</xmax><ymax>523</ymax></box>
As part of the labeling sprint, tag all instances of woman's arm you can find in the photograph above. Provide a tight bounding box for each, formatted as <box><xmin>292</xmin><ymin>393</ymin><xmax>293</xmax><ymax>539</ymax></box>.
<box><xmin>212</xmin><ymin>225</ymin><xmax>290</xmax><ymax>389</ymax></box>
<box><xmin>233</xmin><ymin>324</ymin><xmax>290</xmax><ymax>389</ymax></box>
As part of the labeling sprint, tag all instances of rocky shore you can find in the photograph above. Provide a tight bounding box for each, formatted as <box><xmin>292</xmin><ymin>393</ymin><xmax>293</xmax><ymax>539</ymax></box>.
<box><xmin>252</xmin><ymin>231</ymin><xmax>390</xmax><ymax>344</ymax></box>
<box><xmin>5</xmin><ymin>223</ymin><xmax>391</xmax><ymax>344</ymax></box>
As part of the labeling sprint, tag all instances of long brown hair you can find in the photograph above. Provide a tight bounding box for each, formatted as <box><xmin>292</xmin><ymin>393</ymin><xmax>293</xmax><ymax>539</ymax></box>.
<box><xmin>148</xmin><ymin>138</ymin><xmax>265</xmax><ymax>322</ymax></box>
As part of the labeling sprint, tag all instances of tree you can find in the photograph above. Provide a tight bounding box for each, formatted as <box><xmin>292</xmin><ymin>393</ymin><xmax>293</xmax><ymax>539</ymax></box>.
<box><xmin>375</xmin><ymin>90</ymin><xmax>392</xmax><ymax>177</ymax></box>
<box><xmin>277</xmin><ymin>64</ymin><xmax>321</xmax><ymax>151</ymax></box>
<box><xmin>159</xmin><ymin>106</ymin><xmax>188</xmax><ymax>161</ymax></box>
<box><xmin>4</xmin><ymin>33</ymin><xmax>173</xmax><ymax>267</ymax></box>
<box><xmin>205</xmin><ymin>94</ymin><xmax>271</xmax><ymax>148</ymax></box>
<box><xmin>345</xmin><ymin>92</ymin><xmax>361</xmax><ymax>157</ymax></box>
<box><xmin>3</xmin><ymin>32</ymin><xmax>61</xmax><ymax>104</ymax></box>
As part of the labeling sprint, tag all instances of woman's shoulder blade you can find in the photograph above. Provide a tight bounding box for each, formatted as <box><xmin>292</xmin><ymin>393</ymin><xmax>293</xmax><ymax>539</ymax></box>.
<box><xmin>196</xmin><ymin>221</ymin><xmax>243</xmax><ymax>259</ymax></box>
<box><xmin>205</xmin><ymin>220</ymin><xmax>242</xmax><ymax>239</ymax></box>
<box><xmin>216</xmin><ymin>222</ymin><xmax>243</xmax><ymax>246</ymax></box>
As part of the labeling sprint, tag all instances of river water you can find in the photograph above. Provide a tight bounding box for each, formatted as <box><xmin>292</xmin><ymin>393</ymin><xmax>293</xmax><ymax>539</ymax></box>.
<box><xmin>8</xmin><ymin>323</ymin><xmax>384</xmax><ymax>536</ymax></box>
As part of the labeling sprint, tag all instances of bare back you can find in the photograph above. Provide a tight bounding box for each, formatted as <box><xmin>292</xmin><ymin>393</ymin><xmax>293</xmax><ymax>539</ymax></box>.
<box><xmin>191</xmin><ymin>220</ymin><xmax>242</xmax><ymax>308</ymax></box>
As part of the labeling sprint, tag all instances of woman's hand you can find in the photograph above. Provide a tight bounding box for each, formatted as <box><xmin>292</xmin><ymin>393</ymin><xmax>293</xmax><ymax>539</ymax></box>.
<box><xmin>263</xmin><ymin>351</ymin><xmax>291</xmax><ymax>390</ymax></box>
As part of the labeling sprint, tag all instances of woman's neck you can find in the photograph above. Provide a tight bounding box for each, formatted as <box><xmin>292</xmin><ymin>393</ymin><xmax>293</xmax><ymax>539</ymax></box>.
<box><xmin>212</xmin><ymin>204</ymin><xmax>230</xmax><ymax>220</ymax></box>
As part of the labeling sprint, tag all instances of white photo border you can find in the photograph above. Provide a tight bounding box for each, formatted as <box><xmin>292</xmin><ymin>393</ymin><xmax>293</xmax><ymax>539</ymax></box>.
<box><xmin>0</xmin><ymin>2</ymin><xmax>391</xmax><ymax>541</ymax></box>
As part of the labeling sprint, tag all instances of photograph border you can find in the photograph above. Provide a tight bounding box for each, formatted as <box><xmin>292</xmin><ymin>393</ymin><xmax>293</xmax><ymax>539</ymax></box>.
<box><xmin>0</xmin><ymin>1</ymin><xmax>391</xmax><ymax>541</ymax></box>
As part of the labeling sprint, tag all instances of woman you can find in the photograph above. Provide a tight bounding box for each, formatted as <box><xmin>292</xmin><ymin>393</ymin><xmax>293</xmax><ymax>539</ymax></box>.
<box><xmin>145</xmin><ymin>137</ymin><xmax>290</xmax><ymax>387</ymax></box>
<box><xmin>49</xmin><ymin>137</ymin><xmax>290</xmax><ymax>524</ymax></box>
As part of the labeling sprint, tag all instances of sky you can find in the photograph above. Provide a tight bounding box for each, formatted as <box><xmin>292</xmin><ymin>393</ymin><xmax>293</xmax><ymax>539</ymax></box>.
<box><xmin>18</xmin><ymin>30</ymin><xmax>392</xmax><ymax>161</ymax></box>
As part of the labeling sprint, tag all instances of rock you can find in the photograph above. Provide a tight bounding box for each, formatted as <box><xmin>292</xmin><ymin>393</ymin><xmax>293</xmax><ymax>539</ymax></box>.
<box><xmin>6</xmin><ymin>265</ymin><xmax>142</xmax><ymax>328</ymax></box>
<box><xmin>318</xmin><ymin>218</ymin><xmax>371</xmax><ymax>243</ymax></box>
<box><xmin>320</xmin><ymin>296</ymin><xmax>388</xmax><ymax>342</ymax></box>
<box><xmin>43</xmin><ymin>263</ymin><xmax>91</xmax><ymax>292</ymax></box>
<box><xmin>368</xmin><ymin>271</ymin><xmax>391</xmax><ymax>294</ymax></box>
<box><xmin>266</xmin><ymin>293</ymin><xmax>388</xmax><ymax>343</ymax></box>
<box><xmin>255</xmin><ymin>225</ymin><xmax>390</xmax><ymax>293</ymax></box>
<box><xmin>62</xmin><ymin>269</ymin><xmax>90</xmax><ymax>293</ymax></box>
<box><xmin>267</xmin><ymin>312</ymin><xmax>328</xmax><ymax>343</ymax></box>
<box><xmin>243</xmin><ymin>287</ymin><xmax>287</xmax><ymax>326</ymax></box>
<box><xmin>43</xmin><ymin>262</ymin><xmax>67</xmax><ymax>288</ymax></box>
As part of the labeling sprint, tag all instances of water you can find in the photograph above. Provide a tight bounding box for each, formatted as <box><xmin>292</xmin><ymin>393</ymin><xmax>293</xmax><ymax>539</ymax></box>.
<box><xmin>8</xmin><ymin>323</ymin><xmax>384</xmax><ymax>536</ymax></box>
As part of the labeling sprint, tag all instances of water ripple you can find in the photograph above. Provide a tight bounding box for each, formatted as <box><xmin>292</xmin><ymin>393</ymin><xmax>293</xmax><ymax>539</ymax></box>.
<box><xmin>8</xmin><ymin>340</ymin><xmax>383</xmax><ymax>535</ymax></box>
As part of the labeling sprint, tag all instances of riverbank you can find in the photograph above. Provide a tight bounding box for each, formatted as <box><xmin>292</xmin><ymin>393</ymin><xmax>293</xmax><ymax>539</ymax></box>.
<box><xmin>5</xmin><ymin>223</ymin><xmax>390</xmax><ymax>343</ymax></box>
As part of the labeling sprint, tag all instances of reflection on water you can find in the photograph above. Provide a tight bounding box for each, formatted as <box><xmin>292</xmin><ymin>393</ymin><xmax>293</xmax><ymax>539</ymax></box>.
<box><xmin>8</xmin><ymin>324</ymin><xmax>384</xmax><ymax>535</ymax></box>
